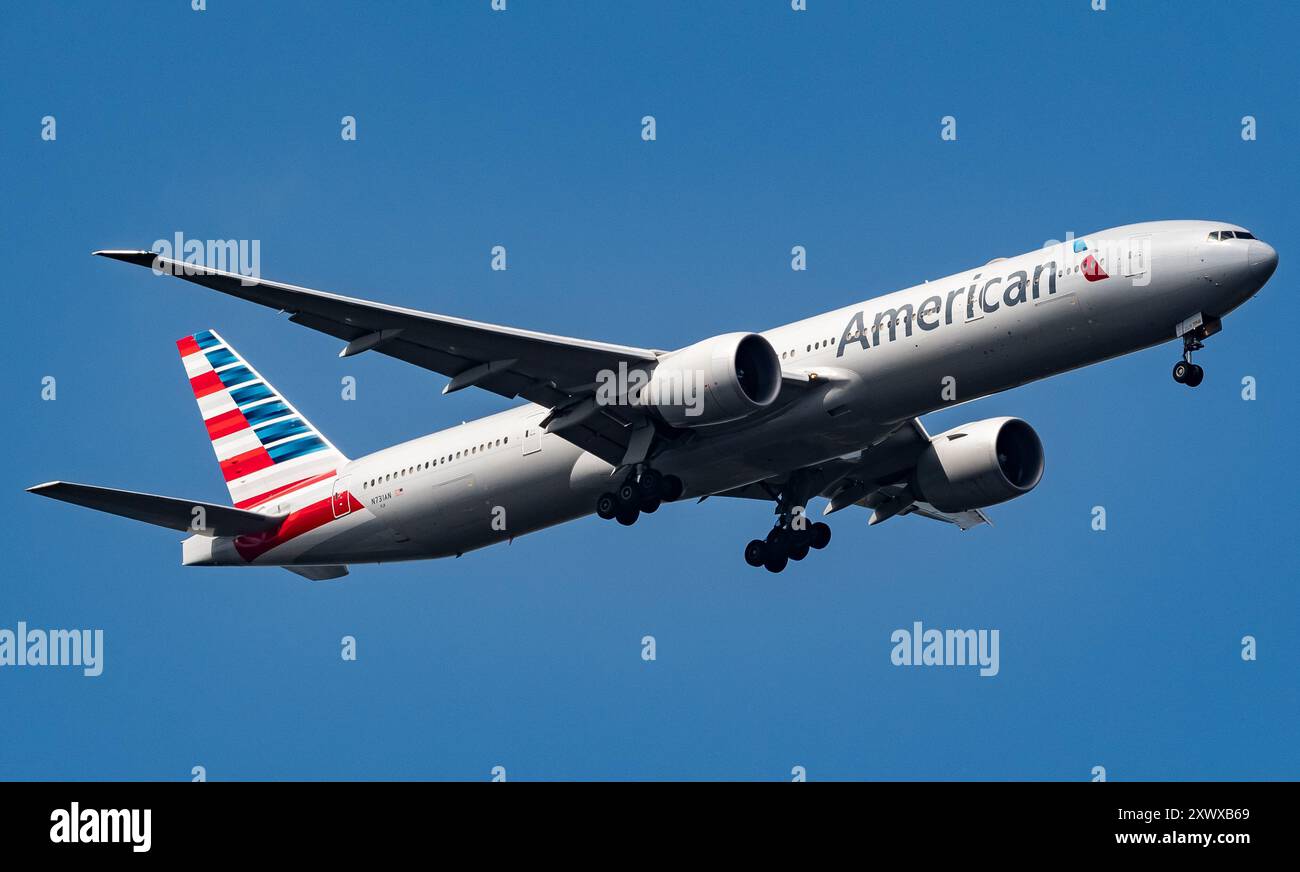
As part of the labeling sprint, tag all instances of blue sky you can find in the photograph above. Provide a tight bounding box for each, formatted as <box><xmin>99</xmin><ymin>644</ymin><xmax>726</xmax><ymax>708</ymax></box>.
<box><xmin>2</xmin><ymin>0</ymin><xmax>1296</xmax><ymax>780</ymax></box>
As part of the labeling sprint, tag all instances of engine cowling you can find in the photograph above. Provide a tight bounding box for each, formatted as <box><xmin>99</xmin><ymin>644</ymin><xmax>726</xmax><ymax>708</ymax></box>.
<box><xmin>913</xmin><ymin>417</ymin><xmax>1045</xmax><ymax>512</ymax></box>
<box><xmin>642</xmin><ymin>332</ymin><xmax>781</xmax><ymax>427</ymax></box>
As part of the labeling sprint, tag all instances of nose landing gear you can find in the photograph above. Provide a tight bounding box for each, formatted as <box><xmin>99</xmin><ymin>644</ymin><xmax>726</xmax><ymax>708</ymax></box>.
<box><xmin>1172</xmin><ymin>333</ymin><xmax>1205</xmax><ymax>387</ymax></box>
<box><xmin>1172</xmin><ymin>314</ymin><xmax>1220</xmax><ymax>388</ymax></box>
<box><xmin>1172</xmin><ymin>359</ymin><xmax>1203</xmax><ymax>387</ymax></box>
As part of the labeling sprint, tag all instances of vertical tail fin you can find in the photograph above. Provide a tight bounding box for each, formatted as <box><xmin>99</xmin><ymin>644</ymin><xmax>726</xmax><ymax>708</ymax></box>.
<box><xmin>177</xmin><ymin>329</ymin><xmax>347</xmax><ymax>512</ymax></box>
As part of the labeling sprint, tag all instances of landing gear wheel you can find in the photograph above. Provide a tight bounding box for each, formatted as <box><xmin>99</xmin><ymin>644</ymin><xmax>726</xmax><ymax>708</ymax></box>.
<box><xmin>617</xmin><ymin>482</ymin><xmax>638</xmax><ymax>504</ymax></box>
<box><xmin>640</xmin><ymin>496</ymin><xmax>661</xmax><ymax>514</ymax></box>
<box><xmin>764</xmin><ymin>551</ymin><xmax>789</xmax><ymax>573</ymax></box>
<box><xmin>661</xmin><ymin>475</ymin><xmax>684</xmax><ymax>503</ymax></box>
<box><xmin>1172</xmin><ymin>361</ymin><xmax>1190</xmax><ymax>384</ymax></box>
<box><xmin>596</xmin><ymin>492</ymin><xmax>618</xmax><ymax>520</ymax></box>
<box><xmin>1185</xmin><ymin>364</ymin><xmax>1204</xmax><ymax>387</ymax></box>
<box><xmin>742</xmin><ymin>475</ymin><xmax>834</xmax><ymax>568</ymax></box>
<box><xmin>615</xmin><ymin>506</ymin><xmax>640</xmax><ymax>526</ymax></box>
<box><xmin>637</xmin><ymin>469</ymin><xmax>663</xmax><ymax>500</ymax></box>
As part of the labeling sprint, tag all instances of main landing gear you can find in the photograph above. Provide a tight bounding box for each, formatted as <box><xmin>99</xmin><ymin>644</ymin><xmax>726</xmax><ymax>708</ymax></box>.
<box><xmin>743</xmin><ymin>517</ymin><xmax>832</xmax><ymax>574</ymax></box>
<box><xmin>740</xmin><ymin>469</ymin><xmax>835</xmax><ymax>573</ymax></box>
<box><xmin>595</xmin><ymin>468</ymin><xmax>684</xmax><ymax>527</ymax></box>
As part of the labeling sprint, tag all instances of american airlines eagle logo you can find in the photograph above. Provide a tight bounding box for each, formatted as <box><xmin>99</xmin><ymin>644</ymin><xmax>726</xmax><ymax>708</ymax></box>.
<box><xmin>1075</xmin><ymin>239</ymin><xmax>1109</xmax><ymax>282</ymax></box>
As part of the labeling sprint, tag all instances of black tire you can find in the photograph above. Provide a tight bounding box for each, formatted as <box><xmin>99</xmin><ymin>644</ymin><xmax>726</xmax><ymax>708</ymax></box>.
<box><xmin>765</xmin><ymin>526</ymin><xmax>787</xmax><ymax>546</ymax></box>
<box><xmin>810</xmin><ymin>522</ymin><xmax>831</xmax><ymax>550</ymax></box>
<box><xmin>638</xmin><ymin>469</ymin><xmax>663</xmax><ymax>500</ymax></box>
<box><xmin>640</xmin><ymin>496</ymin><xmax>660</xmax><ymax>514</ymax></box>
<box><xmin>615</xmin><ymin>506</ymin><xmax>640</xmax><ymax>526</ymax></box>
<box><xmin>1185</xmin><ymin>364</ymin><xmax>1204</xmax><ymax>387</ymax></box>
<box><xmin>596</xmin><ymin>492</ymin><xmax>618</xmax><ymax>520</ymax></box>
<box><xmin>764</xmin><ymin>551</ymin><xmax>789</xmax><ymax>573</ymax></box>
<box><xmin>661</xmin><ymin>475</ymin><xmax>684</xmax><ymax>502</ymax></box>
<box><xmin>789</xmin><ymin>542</ymin><xmax>810</xmax><ymax>561</ymax></box>
<box><xmin>617</xmin><ymin>482</ymin><xmax>638</xmax><ymax>504</ymax></box>
<box><xmin>744</xmin><ymin>539</ymin><xmax>766</xmax><ymax>567</ymax></box>
<box><xmin>1172</xmin><ymin>361</ymin><xmax>1190</xmax><ymax>384</ymax></box>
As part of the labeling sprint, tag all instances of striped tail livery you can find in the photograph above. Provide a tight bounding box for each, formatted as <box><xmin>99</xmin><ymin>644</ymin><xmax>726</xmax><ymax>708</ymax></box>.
<box><xmin>178</xmin><ymin>329</ymin><xmax>346</xmax><ymax>513</ymax></box>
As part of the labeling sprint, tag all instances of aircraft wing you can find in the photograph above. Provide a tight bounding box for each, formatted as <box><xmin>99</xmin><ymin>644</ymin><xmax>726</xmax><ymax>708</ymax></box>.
<box><xmin>95</xmin><ymin>251</ymin><xmax>662</xmax><ymax>467</ymax></box>
<box><xmin>706</xmin><ymin>418</ymin><xmax>991</xmax><ymax>531</ymax></box>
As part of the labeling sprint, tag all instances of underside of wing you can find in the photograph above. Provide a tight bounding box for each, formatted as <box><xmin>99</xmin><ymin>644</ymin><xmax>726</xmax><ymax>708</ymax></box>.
<box><xmin>704</xmin><ymin>418</ymin><xmax>992</xmax><ymax>531</ymax></box>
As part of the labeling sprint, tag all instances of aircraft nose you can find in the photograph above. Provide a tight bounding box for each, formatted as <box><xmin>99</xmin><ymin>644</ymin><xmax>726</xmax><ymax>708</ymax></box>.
<box><xmin>1248</xmin><ymin>241</ymin><xmax>1278</xmax><ymax>283</ymax></box>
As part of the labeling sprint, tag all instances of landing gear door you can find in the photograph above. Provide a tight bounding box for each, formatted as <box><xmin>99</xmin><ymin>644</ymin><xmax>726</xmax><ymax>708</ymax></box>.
<box><xmin>331</xmin><ymin>475</ymin><xmax>352</xmax><ymax>518</ymax></box>
<box><xmin>1124</xmin><ymin>234</ymin><xmax>1151</xmax><ymax>279</ymax></box>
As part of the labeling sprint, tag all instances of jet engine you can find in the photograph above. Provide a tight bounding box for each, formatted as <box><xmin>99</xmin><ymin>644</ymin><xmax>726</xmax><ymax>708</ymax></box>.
<box><xmin>642</xmin><ymin>332</ymin><xmax>782</xmax><ymax>427</ymax></box>
<box><xmin>913</xmin><ymin>417</ymin><xmax>1045</xmax><ymax>512</ymax></box>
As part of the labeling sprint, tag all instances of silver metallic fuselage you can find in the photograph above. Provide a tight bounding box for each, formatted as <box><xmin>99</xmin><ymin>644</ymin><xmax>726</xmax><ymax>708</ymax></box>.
<box><xmin>217</xmin><ymin>220</ymin><xmax>1275</xmax><ymax>566</ymax></box>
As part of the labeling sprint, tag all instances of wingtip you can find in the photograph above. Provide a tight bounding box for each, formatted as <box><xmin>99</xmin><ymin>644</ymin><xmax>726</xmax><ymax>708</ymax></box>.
<box><xmin>27</xmin><ymin>481</ymin><xmax>63</xmax><ymax>494</ymax></box>
<box><xmin>93</xmin><ymin>249</ymin><xmax>155</xmax><ymax>265</ymax></box>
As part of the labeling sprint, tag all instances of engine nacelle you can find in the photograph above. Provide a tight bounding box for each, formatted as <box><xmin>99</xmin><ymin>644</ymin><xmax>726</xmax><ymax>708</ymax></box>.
<box><xmin>643</xmin><ymin>332</ymin><xmax>781</xmax><ymax>427</ymax></box>
<box><xmin>913</xmin><ymin>417</ymin><xmax>1045</xmax><ymax>512</ymax></box>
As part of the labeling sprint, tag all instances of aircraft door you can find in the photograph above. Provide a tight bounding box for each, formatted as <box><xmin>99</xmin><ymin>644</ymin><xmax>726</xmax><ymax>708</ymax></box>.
<box><xmin>1124</xmin><ymin>234</ymin><xmax>1150</xmax><ymax>279</ymax></box>
<box><xmin>331</xmin><ymin>475</ymin><xmax>352</xmax><ymax>518</ymax></box>
<box><xmin>522</xmin><ymin>415</ymin><xmax>542</xmax><ymax>456</ymax></box>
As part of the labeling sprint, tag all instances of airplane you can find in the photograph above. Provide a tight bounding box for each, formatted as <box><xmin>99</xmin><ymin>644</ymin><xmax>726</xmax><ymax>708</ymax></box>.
<box><xmin>28</xmin><ymin>220</ymin><xmax>1277</xmax><ymax>577</ymax></box>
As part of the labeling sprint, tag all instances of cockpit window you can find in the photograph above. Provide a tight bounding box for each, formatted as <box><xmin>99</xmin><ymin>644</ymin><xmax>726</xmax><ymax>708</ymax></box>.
<box><xmin>1236</xmin><ymin>231</ymin><xmax>1256</xmax><ymax>240</ymax></box>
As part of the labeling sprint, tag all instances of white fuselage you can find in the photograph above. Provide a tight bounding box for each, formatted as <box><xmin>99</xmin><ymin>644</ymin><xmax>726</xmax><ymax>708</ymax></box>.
<box><xmin>189</xmin><ymin>220</ymin><xmax>1275</xmax><ymax>568</ymax></box>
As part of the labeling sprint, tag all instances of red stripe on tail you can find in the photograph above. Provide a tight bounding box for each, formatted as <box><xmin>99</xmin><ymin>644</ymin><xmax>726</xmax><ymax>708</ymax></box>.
<box><xmin>235</xmin><ymin>470</ymin><xmax>337</xmax><ymax>510</ymax></box>
<box><xmin>219</xmin><ymin>446</ymin><xmax>275</xmax><ymax>481</ymax></box>
<box><xmin>204</xmin><ymin>408</ymin><xmax>249</xmax><ymax>441</ymax></box>
<box><xmin>189</xmin><ymin>370</ymin><xmax>226</xmax><ymax>399</ymax></box>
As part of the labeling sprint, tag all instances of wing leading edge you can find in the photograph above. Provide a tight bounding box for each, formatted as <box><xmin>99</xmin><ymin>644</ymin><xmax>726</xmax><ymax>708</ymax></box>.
<box><xmin>94</xmin><ymin>250</ymin><xmax>662</xmax><ymax>466</ymax></box>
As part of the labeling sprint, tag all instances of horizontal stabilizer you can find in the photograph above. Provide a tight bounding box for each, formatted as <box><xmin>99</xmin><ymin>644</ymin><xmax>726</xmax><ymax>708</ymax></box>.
<box><xmin>27</xmin><ymin>481</ymin><xmax>284</xmax><ymax>537</ymax></box>
<box><xmin>282</xmin><ymin>565</ymin><xmax>349</xmax><ymax>581</ymax></box>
